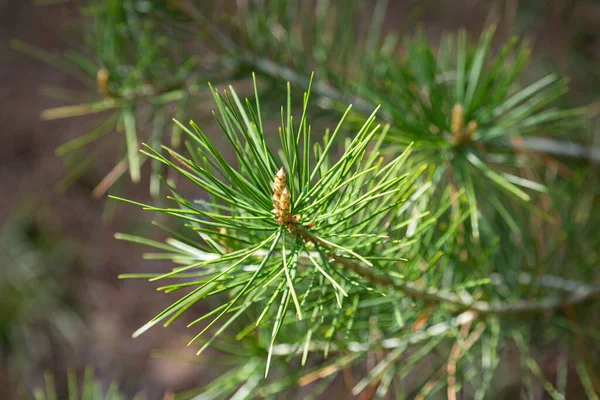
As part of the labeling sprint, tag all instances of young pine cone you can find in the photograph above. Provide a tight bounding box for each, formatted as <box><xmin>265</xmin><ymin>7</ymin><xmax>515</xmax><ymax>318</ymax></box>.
<box><xmin>273</xmin><ymin>167</ymin><xmax>292</xmax><ymax>224</ymax></box>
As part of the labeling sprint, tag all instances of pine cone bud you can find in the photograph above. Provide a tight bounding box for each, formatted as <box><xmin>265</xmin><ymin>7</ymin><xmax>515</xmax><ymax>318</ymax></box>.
<box><xmin>97</xmin><ymin>67</ymin><xmax>111</xmax><ymax>97</ymax></box>
<box><xmin>451</xmin><ymin>103</ymin><xmax>464</xmax><ymax>136</ymax></box>
<box><xmin>273</xmin><ymin>167</ymin><xmax>286</xmax><ymax>198</ymax></box>
<box><xmin>273</xmin><ymin>167</ymin><xmax>292</xmax><ymax>223</ymax></box>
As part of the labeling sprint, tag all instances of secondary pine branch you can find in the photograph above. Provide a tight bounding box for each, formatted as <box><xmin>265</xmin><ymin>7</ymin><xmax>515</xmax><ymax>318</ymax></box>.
<box><xmin>243</xmin><ymin>56</ymin><xmax>597</xmax><ymax>163</ymax></box>
<box><xmin>299</xmin><ymin>227</ymin><xmax>600</xmax><ymax>316</ymax></box>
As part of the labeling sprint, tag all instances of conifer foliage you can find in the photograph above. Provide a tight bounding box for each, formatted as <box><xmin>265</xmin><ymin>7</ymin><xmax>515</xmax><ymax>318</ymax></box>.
<box><xmin>18</xmin><ymin>0</ymin><xmax>600</xmax><ymax>398</ymax></box>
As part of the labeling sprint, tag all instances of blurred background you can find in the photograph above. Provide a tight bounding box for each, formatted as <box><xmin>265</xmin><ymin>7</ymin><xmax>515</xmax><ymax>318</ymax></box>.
<box><xmin>1</xmin><ymin>0</ymin><xmax>599</xmax><ymax>398</ymax></box>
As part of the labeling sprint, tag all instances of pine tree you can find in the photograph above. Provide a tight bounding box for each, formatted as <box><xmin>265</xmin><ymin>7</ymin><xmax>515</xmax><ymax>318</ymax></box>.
<box><xmin>16</xmin><ymin>0</ymin><xmax>600</xmax><ymax>398</ymax></box>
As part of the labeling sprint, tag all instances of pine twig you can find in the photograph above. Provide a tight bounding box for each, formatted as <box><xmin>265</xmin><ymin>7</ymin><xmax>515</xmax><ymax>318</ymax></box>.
<box><xmin>340</xmin><ymin>253</ymin><xmax>600</xmax><ymax>316</ymax></box>
<box><xmin>299</xmin><ymin>228</ymin><xmax>600</xmax><ymax>316</ymax></box>
<box><xmin>245</xmin><ymin>56</ymin><xmax>598</xmax><ymax>163</ymax></box>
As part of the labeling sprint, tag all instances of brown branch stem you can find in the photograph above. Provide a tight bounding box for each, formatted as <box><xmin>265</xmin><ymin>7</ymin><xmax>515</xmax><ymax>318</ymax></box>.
<box><xmin>295</xmin><ymin>227</ymin><xmax>600</xmax><ymax>317</ymax></box>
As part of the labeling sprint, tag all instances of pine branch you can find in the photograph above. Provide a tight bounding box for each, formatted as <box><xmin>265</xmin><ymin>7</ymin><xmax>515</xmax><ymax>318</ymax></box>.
<box><xmin>304</xmin><ymin>228</ymin><xmax>600</xmax><ymax>316</ymax></box>
<box><xmin>242</xmin><ymin>56</ymin><xmax>596</xmax><ymax>163</ymax></box>
<box><xmin>114</xmin><ymin>78</ymin><xmax>434</xmax><ymax>368</ymax></box>
<box><xmin>29</xmin><ymin>0</ymin><xmax>595</xmax><ymax>206</ymax></box>
<box><xmin>170</xmin><ymin>0</ymin><xmax>594</xmax><ymax>163</ymax></box>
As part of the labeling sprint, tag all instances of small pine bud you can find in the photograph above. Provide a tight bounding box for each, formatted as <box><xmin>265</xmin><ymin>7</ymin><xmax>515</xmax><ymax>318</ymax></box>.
<box><xmin>466</xmin><ymin>120</ymin><xmax>478</xmax><ymax>138</ymax></box>
<box><xmin>451</xmin><ymin>104</ymin><xmax>464</xmax><ymax>136</ymax></box>
<box><xmin>272</xmin><ymin>167</ymin><xmax>292</xmax><ymax>224</ymax></box>
<box><xmin>274</xmin><ymin>167</ymin><xmax>286</xmax><ymax>196</ymax></box>
<box><xmin>273</xmin><ymin>167</ymin><xmax>286</xmax><ymax>213</ymax></box>
<box><xmin>97</xmin><ymin>67</ymin><xmax>111</xmax><ymax>97</ymax></box>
